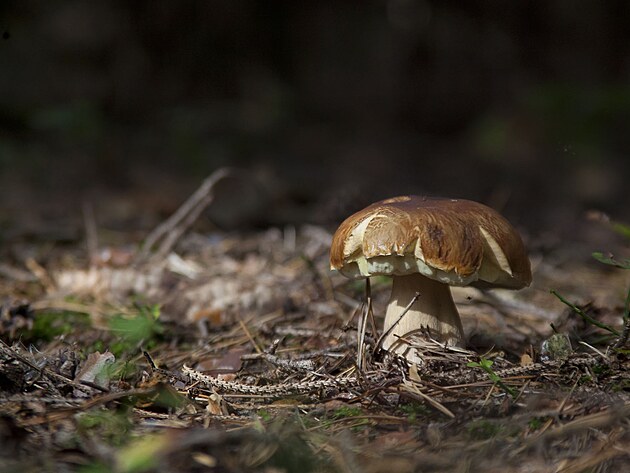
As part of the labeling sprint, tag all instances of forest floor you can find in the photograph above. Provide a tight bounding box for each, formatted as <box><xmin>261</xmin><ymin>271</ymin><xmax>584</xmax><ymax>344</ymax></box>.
<box><xmin>1</xmin><ymin>174</ymin><xmax>629</xmax><ymax>473</ymax></box>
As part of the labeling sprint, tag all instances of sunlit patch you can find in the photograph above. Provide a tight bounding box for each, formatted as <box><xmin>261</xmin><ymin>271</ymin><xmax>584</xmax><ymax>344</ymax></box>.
<box><xmin>479</xmin><ymin>226</ymin><xmax>513</xmax><ymax>277</ymax></box>
<box><xmin>382</xmin><ymin>196</ymin><xmax>411</xmax><ymax>204</ymax></box>
<box><xmin>343</xmin><ymin>213</ymin><xmax>378</xmax><ymax>258</ymax></box>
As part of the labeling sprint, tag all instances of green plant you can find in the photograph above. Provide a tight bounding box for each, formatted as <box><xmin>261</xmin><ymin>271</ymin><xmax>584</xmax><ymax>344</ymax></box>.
<box><xmin>27</xmin><ymin>310</ymin><xmax>91</xmax><ymax>342</ymax></box>
<box><xmin>331</xmin><ymin>406</ymin><xmax>363</xmax><ymax>420</ymax></box>
<box><xmin>527</xmin><ymin>417</ymin><xmax>547</xmax><ymax>431</ymax></box>
<box><xmin>552</xmin><ymin>220</ymin><xmax>630</xmax><ymax>348</ymax></box>
<box><xmin>611</xmin><ymin>379</ymin><xmax>630</xmax><ymax>392</ymax></box>
<box><xmin>466</xmin><ymin>419</ymin><xmax>504</xmax><ymax>440</ymax></box>
<box><xmin>592</xmin><ymin>253</ymin><xmax>630</xmax><ymax>347</ymax></box>
<box><xmin>257</xmin><ymin>409</ymin><xmax>272</xmax><ymax>422</ymax></box>
<box><xmin>467</xmin><ymin>357</ymin><xmax>517</xmax><ymax>398</ymax></box>
<box><xmin>591</xmin><ymin>252</ymin><xmax>630</xmax><ymax>270</ymax></box>
<box><xmin>114</xmin><ymin>431</ymin><xmax>172</xmax><ymax>473</ymax></box>
<box><xmin>595</xmin><ymin>222</ymin><xmax>630</xmax><ymax>348</ymax></box>
<box><xmin>108</xmin><ymin>304</ymin><xmax>163</xmax><ymax>357</ymax></box>
<box><xmin>550</xmin><ymin>290</ymin><xmax>620</xmax><ymax>336</ymax></box>
<box><xmin>77</xmin><ymin>407</ymin><xmax>133</xmax><ymax>447</ymax></box>
<box><xmin>398</xmin><ymin>402</ymin><xmax>430</xmax><ymax>422</ymax></box>
<box><xmin>610</xmin><ymin>221</ymin><xmax>630</xmax><ymax>240</ymax></box>
<box><xmin>578</xmin><ymin>374</ymin><xmax>593</xmax><ymax>385</ymax></box>
<box><xmin>78</xmin><ymin>462</ymin><xmax>111</xmax><ymax>473</ymax></box>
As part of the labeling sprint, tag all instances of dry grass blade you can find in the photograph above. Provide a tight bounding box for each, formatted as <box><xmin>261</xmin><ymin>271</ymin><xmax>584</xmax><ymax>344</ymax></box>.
<box><xmin>135</xmin><ymin>167</ymin><xmax>232</xmax><ymax>263</ymax></box>
<box><xmin>521</xmin><ymin>403</ymin><xmax>630</xmax><ymax>451</ymax></box>
<box><xmin>0</xmin><ymin>338</ymin><xmax>97</xmax><ymax>395</ymax></box>
<box><xmin>554</xmin><ymin>437</ymin><xmax>629</xmax><ymax>473</ymax></box>
<box><xmin>400</xmin><ymin>380</ymin><xmax>455</xmax><ymax>418</ymax></box>
<box><xmin>356</xmin><ymin>278</ymin><xmax>371</xmax><ymax>371</ymax></box>
<box><xmin>374</xmin><ymin>292</ymin><xmax>421</xmax><ymax>353</ymax></box>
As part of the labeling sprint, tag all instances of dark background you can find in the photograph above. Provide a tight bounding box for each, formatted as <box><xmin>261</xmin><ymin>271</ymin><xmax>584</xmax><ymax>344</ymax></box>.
<box><xmin>1</xmin><ymin>1</ymin><xmax>629</xmax><ymax>246</ymax></box>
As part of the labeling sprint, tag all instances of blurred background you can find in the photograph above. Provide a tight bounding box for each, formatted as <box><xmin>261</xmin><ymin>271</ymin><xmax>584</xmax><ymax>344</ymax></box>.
<box><xmin>1</xmin><ymin>0</ymin><xmax>629</xmax><ymax>249</ymax></box>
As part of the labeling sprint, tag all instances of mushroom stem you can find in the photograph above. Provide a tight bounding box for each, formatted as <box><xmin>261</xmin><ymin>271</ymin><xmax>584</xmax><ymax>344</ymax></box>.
<box><xmin>382</xmin><ymin>273</ymin><xmax>464</xmax><ymax>360</ymax></box>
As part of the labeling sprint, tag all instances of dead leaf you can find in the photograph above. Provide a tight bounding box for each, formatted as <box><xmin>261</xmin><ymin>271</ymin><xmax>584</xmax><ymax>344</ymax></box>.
<box><xmin>520</xmin><ymin>353</ymin><xmax>533</xmax><ymax>366</ymax></box>
<box><xmin>196</xmin><ymin>348</ymin><xmax>247</xmax><ymax>374</ymax></box>
<box><xmin>74</xmin><ymin>351</ymin><xmax>115</xmax><ymax>388</ymax></box>
<box><xmin>206</xmin><ymin>392</ymin><xmax>228</xmax><ymax>416</ymax></box>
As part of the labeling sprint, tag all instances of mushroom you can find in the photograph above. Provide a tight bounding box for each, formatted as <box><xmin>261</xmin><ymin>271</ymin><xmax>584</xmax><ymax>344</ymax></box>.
<box><xmin>330</xmin><ymin>196</ymin><xmax>531</xmax><ymax>362</ymax></box>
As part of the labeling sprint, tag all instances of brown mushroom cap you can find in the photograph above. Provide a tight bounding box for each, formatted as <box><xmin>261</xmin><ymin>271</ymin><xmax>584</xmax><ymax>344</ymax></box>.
<box><xmin>330</xmin><ymin>196</ymin><xmax>531</xmax><ymax>289</ymax></box>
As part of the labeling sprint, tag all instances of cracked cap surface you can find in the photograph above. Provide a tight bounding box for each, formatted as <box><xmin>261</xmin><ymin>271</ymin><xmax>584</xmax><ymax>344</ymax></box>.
<box><xmin>330</xmin><ymin>196</ymin><xmax>532</xmax><ymax>289</ymax></box>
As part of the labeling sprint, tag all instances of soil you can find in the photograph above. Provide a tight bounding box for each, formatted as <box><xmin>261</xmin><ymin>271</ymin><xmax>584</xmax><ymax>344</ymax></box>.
<box><xmin>0</xmin><ymin>174</ymin><xmax>629</xmax><ymax>473</ymax></box>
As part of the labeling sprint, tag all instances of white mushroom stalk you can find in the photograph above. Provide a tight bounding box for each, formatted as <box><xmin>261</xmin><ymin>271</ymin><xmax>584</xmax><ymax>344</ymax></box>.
<box><xmin>383</xmin><ymin>272</ymin><xmax>464</xmax><ymax>359</ymax></box>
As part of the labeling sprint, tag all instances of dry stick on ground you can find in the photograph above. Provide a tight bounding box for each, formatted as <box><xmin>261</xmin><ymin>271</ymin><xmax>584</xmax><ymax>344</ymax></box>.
<box><xmin>135</xmin><ymin>167</ymin><xmax>232</xmax><ymax>264</ymax></box>
<box><xmin>422</xmin><ymin>354</ymin><xmax>602</xmax><ymax>386</ymax></box>
<box><xmin>399</xmin><ymin>379</ymin><xmax>455</xmax><ymax>418</ymax></box>
<box><xmin>357</xmin><ymin>278</ymin><xmax>371</xmax><ymax>371</ymax></box>
<box><xmin>143</xmin><ymin>351</ymin><xmax>189</xmax><ymax>384</ymax></box>
<box><xmin>0</xmin><ymin>338</ymin><xmax>100</xmax><ymax>394</ymax></box>
<box><xmin>19</xmin><ymin>388</ymin><xmax>160</xmax><ymax>427</ymax></box>
<box><xmin>517</xmin><ymin>402</ymin><xmax>630</xmax><ymax>453</ymax></box>
<box><xmin>374</xmin><ymin>292</ymin><xmax>421</xmax><ymax>356</ymax></box>
<box><xmin>237</xmin><ymin>317</ymin><xmax>263</xmax><ymax>354</ymax></box>
<box><xmin>556</xmin><ymin>444</ymin><xmax>630</xmax><ymax>473</ymax></box>
<box><xmin>578</xmin><ymin>340</ymin><xmax>608</xmax><ymax>360</ymax></box>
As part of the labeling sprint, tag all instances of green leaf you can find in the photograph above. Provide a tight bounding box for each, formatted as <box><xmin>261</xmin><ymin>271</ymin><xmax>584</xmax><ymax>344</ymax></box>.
<box><xmin>28</xmin><ymin>310</ymin><xmax>91</xmax><ymax>342</ymax></box>
<box><xmin>592</xmin><ymin>252</ymin><xmax>630</xmax><ymax>269</ymax></box>
<box><xmin>107</xmin><ymin>306</ymin><xmax>163</xmax><ymax>354</ymax></box>
<box><xmin>612</xmin><ymin>222</ymin><xmax>630</xmax><ymax>240</ymax></box>
<box><xmin>116</xmin><ymin>433</ymin><xmax>170</xmax><ymax>473</ymax></box>
<box><xmin>467</xmin><ymin>357</ymin><xmax>517</xmax><ymax>398</ymax></box>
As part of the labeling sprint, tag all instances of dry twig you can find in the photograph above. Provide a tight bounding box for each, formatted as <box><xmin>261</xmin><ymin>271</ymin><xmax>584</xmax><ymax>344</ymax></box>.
<box><xmin>0</xmin><ymin>339</ymin><xmax>100</xmax><ymax>394</ymax></box>
<box><xmin>135</xmin><ymin>167</ymin><xmax>232</xmax><ymax>264</ymax></box>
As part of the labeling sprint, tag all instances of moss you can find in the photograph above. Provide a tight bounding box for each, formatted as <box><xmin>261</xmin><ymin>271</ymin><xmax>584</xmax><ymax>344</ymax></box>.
<box><xmin>27</xmin><ymin>310</ymin><xmax>91</xmax><ymax>342</ymax></box>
